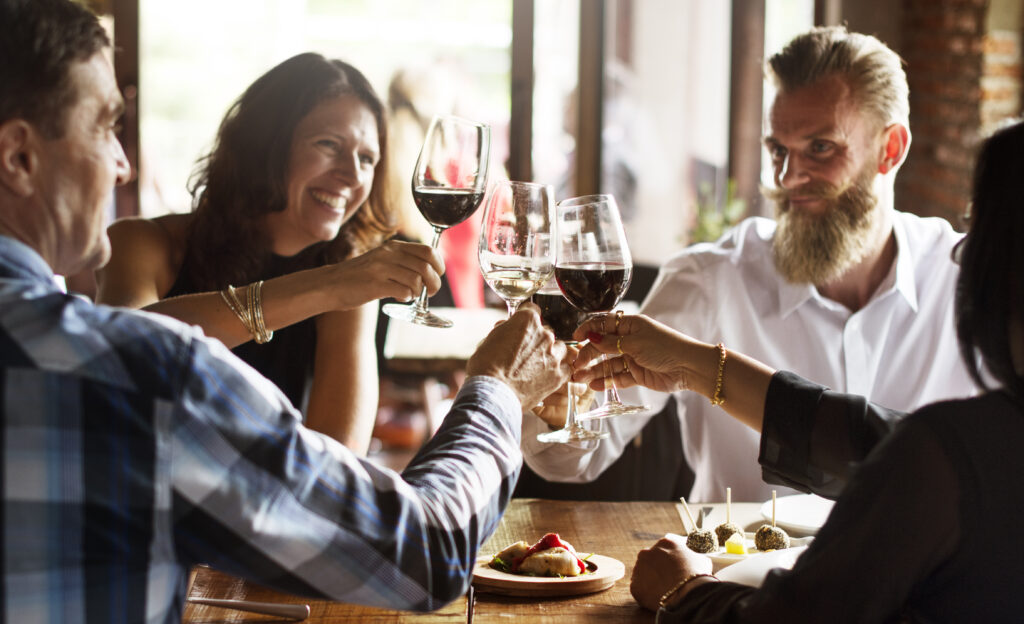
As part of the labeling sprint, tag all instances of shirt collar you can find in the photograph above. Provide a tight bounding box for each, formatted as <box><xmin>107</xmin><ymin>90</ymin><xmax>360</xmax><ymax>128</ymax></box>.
<box><xmin>776</xmin><ymin>212</ymin><xmax>918</xmax><ymax>318</ymax></box>
<box><xmin>889</xmin><ymin>214</ymin><xmax>919</xmax><ymax>312</ymax></box>
<box><xmin>0</xmin><ymin>235</ymin><xmax>58</xmax><ymax>285</ymax></box>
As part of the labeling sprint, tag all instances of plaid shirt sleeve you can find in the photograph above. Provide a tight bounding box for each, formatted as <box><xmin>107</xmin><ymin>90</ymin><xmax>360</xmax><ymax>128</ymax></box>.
<box><xmin>169</xmin><ymin>334</ymin><xmax>523</xmax><ymax>611</ymax></box>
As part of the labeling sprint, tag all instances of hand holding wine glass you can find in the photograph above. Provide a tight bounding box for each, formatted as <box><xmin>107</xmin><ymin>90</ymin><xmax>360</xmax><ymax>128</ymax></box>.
<box><xmin>554</xmin><ymin>194</ymin><xmax>649</xmax><ymax>419</ymax></box>
<box><xmin>382</xmin><ymin>115</ymin><xmax>490</xmax><ymax>328</ymax></box>
<box><xmin>478</xmin><ymin>181</ymin><xmax>555</xmax><ymax>317</ymax></box>
<box><xmin>533</xmin><ymin>277</ymin><xmax>607</xmax><ymax>444</ymax></box>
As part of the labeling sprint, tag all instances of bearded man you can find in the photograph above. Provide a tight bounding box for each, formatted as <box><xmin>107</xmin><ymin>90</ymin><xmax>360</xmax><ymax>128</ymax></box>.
<box><xmin>522</xmin><ymin>26</ymin><xmax>975</xmax><ymax>502</ymax></box>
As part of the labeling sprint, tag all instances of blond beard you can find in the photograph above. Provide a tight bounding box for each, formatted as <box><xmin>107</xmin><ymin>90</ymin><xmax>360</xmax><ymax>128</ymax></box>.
<box><xmin>765</xmin><ymin>167</ymin><xmax>880</xmax><ymax>285</ymax></box>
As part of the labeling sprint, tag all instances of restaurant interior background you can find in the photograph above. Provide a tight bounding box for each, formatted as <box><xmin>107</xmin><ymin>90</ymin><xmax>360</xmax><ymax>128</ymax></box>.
<box><xmin>85</xmin><ymin>0</ymin><xmax>1022</xmax><ymax>473</ymax></box>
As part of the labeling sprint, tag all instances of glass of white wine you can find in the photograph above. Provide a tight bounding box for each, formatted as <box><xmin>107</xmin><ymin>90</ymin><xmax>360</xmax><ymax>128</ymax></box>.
<box><xmin>478</xmin><ymin>181</ymin><xmax>555</xmax><ymax>317</ymax></box>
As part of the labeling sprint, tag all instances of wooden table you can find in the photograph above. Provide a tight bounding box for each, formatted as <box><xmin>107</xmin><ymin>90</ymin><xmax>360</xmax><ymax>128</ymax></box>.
<box><xmin>183</xmin><ymin>498</ymin><xmax>767</xmax><ymax>623</ymax></box>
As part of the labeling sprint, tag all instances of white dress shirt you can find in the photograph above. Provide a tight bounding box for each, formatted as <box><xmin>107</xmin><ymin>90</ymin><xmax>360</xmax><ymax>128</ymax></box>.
<box><xmin>523</xmin><ymin>212</ymin><xmax>976</xmax><ymax>502</ymax></box>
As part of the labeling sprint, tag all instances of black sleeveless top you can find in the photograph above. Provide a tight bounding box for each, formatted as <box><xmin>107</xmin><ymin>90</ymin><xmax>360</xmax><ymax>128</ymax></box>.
<box><xmin>165</xmin><ymin>254</ymin><xmax>316</xmax><ymax>411</ymax></box>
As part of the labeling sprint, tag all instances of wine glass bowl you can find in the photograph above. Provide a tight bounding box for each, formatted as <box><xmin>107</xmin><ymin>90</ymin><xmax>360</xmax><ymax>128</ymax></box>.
<box><xmin>554</xmin><ymin>194</ymin><xmax>649</xmax><ymax>420</ymax></box>
<box><xmin>382</xmin><ymin>115</ymin><xmax>490</xmax><ymax>328</ymax></box>
<box><xmin>478</xmin><ymin>181</ymin><xmax>555</xmax><ymax>317</ymax></box>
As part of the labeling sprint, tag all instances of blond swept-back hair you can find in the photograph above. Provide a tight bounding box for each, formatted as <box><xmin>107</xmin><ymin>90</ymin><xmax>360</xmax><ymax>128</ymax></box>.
<box><xmin>766</xmin><ymin>26</ymin><xmax>909</xmax><ymax>129</ymax></box>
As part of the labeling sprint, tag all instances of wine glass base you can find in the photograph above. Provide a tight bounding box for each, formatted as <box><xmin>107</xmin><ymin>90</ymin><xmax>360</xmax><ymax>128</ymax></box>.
<box><xmin>536</xmin><ymin>426</ymin><xmax>609</xmax><ymax>444</ymax></box>
<box><xmin>577</xmin><ymin>402</ymin><xmax>650</xmax><ymax>421</ymax></box>
<box><xmin>381</xmin><ymin>302</ymin><xmax>454</xmax><ymax>329</ymax></box>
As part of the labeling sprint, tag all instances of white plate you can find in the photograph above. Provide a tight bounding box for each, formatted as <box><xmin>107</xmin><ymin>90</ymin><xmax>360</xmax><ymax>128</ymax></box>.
<box><xmin>716</xmin><ymin>545</ymin><xmax>808</xmax><ymax>587</ymax></box>
<box><xmin>705</xmin><ymin>532</ymin><xmax>812</xmax><ymax>568</ymax></box>
<box><xmin>759</xmin><ymin>494</ymin><xmax>835</xmax><ymax>535</ymax></box>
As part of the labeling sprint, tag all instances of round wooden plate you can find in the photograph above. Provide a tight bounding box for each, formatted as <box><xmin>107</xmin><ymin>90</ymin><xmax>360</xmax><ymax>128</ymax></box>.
<box><xmin>471</xmin><ymin>554</ymin><xmax>625</xmax><ymax>597</ymax></box>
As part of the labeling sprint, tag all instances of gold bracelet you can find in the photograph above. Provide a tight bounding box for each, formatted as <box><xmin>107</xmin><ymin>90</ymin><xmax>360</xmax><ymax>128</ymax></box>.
<box><xmin>221</xmin><ymin>283</ymin><xmax>270</xmax><ymax>344</ymax></box>
<box><xmin>220</xmin><ymin>285</ymin><xmax>252</xmax><ymax>335</ymax></box>
<box><xmin>658</xmin><ymin>572</ymin><xmax>717</xmax><ymax>610</ymax></box>
<box><xmin>710</xmin><ymin>343</ymin><xmax>727</xmax><ymax>406</ymax></box>
<box><xmin>250</xmin><ymin>280</ymin><xmax>273</xmax><ymax>344</ymax></box>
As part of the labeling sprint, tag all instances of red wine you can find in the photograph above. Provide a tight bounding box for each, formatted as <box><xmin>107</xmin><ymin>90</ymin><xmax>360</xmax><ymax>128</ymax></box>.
<box><xmin>554</xmin><ymin>263</ymin><xmax>632</xmax><ymax>313</ymax></box>
<box><xmin>532</xmin><ymin>290</ymin><xmax>589</xmax><ymax>342</ymax></box>
<box><xmin>412</xmin><ymin>187</ymin><xmax>484</xmax><ymax>228</ymax></box>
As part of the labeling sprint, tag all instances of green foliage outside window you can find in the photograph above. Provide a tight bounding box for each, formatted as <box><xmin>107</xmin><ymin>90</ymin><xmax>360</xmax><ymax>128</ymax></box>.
<box><xmin>688</xmin><ymin>179</ymin><xmax>746</xmax><ymax>244</ymax></box>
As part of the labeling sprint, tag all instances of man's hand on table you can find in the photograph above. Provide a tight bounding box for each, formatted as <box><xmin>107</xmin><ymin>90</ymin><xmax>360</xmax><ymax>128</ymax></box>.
<box><xmin>467</xmin><ymin>303</ymin><xmax>571</xmax><ymax>408</ymax></box>
<box><xmin>631</xmin><ymin>534</ymin><xmax>714</xmax><ymax>611</ymax></box>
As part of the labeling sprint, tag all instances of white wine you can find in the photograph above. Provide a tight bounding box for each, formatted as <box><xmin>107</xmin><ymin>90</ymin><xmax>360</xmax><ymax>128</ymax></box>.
<box><xmin>483</xmin><ymin>269</ymin><xmax>550</xmax><ymax>303</ymax></box>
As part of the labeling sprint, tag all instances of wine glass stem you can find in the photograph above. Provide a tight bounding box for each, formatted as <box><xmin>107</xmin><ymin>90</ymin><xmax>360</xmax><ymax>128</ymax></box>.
<box><xmin>505</xmin><ymin>300</ymin><xmax>520</xmax><ymax>318</ymax></box>
<box><xmin>565</xmin><ymin>371</ymin><xmax>580</xmax><ymax>430</ymax></box>
<box><xmin>412</xmin><ymin>227</ymin><xmax>444</xmax><ymax>313</ymax></box>
<box><xmin>603</xmin><ymin>354</ymin><xmax>624</xmax><ymax>404</ymax></box>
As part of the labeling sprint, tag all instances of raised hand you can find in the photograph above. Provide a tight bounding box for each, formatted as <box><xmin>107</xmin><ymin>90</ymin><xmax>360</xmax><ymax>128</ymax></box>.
<box><xmin>328</xmin><ymin>239</ymin><xmax>445</xmax><ymax>309</ymax></box>
<box><xmin>533</xmin><ymin>381</ymin><xmax>596</xmax><ymax>428</ymax></box>
<box><xmin>571</xmin><ymin>313</ymin><xmax>717</xmax><ymax>395</ymax></box>
<box><xmin>467</xmin><ymin>303</ymin><xmax>571</xmax><ymax>409</ymax></box>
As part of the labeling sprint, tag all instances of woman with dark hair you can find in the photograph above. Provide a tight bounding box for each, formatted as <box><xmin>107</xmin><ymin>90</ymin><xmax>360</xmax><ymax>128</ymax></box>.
<box><xmin>96</xmin><ymin>53</ymin><xmax>443</xmax><ymax>453</ymax></box>
<box><xmin>569</xmin><ymin>122</ymin><xmax>1024</xmax><ymax>621</ymax></box>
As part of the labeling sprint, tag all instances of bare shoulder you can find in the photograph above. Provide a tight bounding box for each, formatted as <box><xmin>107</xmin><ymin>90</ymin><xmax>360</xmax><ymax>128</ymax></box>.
<box><xmin>98</xmin><ymin>213</ymin><xmax>195</xmax><ymax>304</ymax></box>
<box><xmin>109</xmin><ymin>213</ymin><xmax>191</xmax><ymax>263</ymax></box>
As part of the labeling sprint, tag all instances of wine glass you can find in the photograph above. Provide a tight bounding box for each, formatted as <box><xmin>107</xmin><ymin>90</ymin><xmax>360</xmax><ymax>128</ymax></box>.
<box><xmin>382</xmin><ymin>115</ymin><xmax>490</xmax><ymax>328</ymax></box>
<box><xmin>478</xmin><ymin>181</ymin><xmax>555</xmax><ymax>317</ymax></box>
<box><xmin>533</xmin><ymin>278</ymin><xmax>608</xmax><ymax>444</ymax></box>
<box><xmin>554</xmin><ymin>194</ymin><xmax>649</xmax><ymax>419</ymax></box>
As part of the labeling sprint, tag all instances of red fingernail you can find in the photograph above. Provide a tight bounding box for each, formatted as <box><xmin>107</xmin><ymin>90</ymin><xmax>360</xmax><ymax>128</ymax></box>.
<box><xmin>587</xmin><ymin>332</ymin><xmax>603</xmax><ymax>344</ymax></box>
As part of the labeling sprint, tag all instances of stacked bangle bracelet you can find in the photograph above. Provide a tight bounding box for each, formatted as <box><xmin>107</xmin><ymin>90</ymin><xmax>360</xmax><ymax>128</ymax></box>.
<box><xmin>220</xmin><ymin>281</ymin><xmax>273</xmax><ymax>344</ymax></box>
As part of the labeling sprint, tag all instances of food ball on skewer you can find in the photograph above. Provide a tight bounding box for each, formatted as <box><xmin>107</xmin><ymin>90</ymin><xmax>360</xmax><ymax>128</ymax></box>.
<box><xmin>714</xmin><ymin>522</ymin><xmax>743</xmax><ymax>547</ymax></box>
<box><xmin>715</xmin><ymin>487</ymin><xmax>742</xmax><ymax>546</ymax></box>
<box><xmin>678</xmin><ymin>495</ymin><xmax>717</xmax><ymax>553</ymax></box>
<box><xmin>755</xmin><ymin>490</ymin><xmax>790</xmax><ymax>551</ymax></box>
<box><xmin>686</xmin><ymin>529</ymin><xmax>718</xmax><ymax>554</ymax></box>
<box><xmin>754</xmin><ymin>524</ymin><xmax>790</xmax><ymax>551</ymax></box>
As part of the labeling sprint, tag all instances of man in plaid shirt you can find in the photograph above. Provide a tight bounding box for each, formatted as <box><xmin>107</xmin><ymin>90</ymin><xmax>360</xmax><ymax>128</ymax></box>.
<box><xmin>0</xmin><ymin>0</ymin><xmax>570</xmax><ymax>621</ymax></box>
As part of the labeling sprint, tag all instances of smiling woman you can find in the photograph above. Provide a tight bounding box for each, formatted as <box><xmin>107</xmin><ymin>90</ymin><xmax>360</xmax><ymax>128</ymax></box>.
<box><xmin>94</xmin><ymin>53</ymin><xmax>445</xmax><ymax>455</ymax></box>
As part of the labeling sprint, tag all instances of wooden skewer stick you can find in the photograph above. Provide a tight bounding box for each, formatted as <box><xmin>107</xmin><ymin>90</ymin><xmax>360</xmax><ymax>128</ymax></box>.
<box><xmin>678</xmin><ymin>496</ymin><xmax>698</xmax><ymax>535</ymax></box>
<box><xmin>726</xmin><ymin>487</ymin><xmax>732</xmax><ymax>524</ymax></box>
<box><xmin>771</xmin><ymin>490</ymin><xmax>777</xmax><ymax>527</ymax></box>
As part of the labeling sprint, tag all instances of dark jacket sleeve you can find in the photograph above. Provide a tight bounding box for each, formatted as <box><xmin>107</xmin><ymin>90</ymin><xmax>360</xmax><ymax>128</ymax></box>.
<box><xmin>758</xmin><ymin>371</ymin><xmax>906</xmax><ymax>499</ymax></box>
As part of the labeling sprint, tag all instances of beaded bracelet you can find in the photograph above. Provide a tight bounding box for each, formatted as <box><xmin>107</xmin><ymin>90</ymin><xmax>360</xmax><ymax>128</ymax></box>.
<box><xmin>710</xmin><ymin>342</ymin><xmax>727</xmax><ymax>406</ymax></box>
<box><xmin>658</xmin><ymin>572</ymin><xmax>718</xmax><ymax>610</ymax></box>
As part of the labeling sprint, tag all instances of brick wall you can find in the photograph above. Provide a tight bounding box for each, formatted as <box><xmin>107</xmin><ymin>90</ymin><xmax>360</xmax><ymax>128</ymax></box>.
<box><xmin>896</xmin><ymin>0</ymin><xmax>990</xmax><ymax>229</ymax></box>
<box><xmin>981</xmin><ymin>28</ymin><xmax>1022</xmax><ymax>134</ymax></box>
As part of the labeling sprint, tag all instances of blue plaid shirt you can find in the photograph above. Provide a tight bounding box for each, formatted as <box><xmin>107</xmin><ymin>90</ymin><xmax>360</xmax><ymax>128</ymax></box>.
<box><xmin>0</xmin><ymin>235</ymin><xmax>523</xmax><ymax>623</ymax></box>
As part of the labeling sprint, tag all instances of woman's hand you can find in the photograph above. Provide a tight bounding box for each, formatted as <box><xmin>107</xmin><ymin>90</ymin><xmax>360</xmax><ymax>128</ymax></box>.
<box><xmin>630</xmin><ymin>534</ymin><xmax>714</xmax><ymax>612</ymax></box>
<box><xmin>328</xmin><ymin>239</ymin><xmax>445</xmax><ymax>310</ymax></box>
<box><xmin>571</xmin><ymin>314</ymin><xmax>719</xmax><ymax>397</ymax></box>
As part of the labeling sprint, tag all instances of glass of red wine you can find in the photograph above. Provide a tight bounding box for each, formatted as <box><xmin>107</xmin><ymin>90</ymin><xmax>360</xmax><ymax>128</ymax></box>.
<box><xmin>533</xmin><ymin>278</ymin><xmax>609</xmax><ymax>444</ymax></box>
<box><xmin>382</xmin><ymin>115</ymin><xmax>490</xmax><ymax>328</ymax></box>
<box><xmin>478</xmin><ymin>181</ymin><xmax>555</xmax><ymax>317</ymax></box>
<box><xmin>554</xmin><ymin>194</ymin><xmax>649</xmax><ymax>419</ymax></box>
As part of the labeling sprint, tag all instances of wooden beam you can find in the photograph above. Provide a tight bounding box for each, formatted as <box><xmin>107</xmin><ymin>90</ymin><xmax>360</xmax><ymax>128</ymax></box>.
<box><xmin>111</xmin><ymin>0</ymin><xmax>140</xmax><ymax>218</ymax></box>
<box><xmin>728</xmin><ymin>0</ymin><xmax>766</xmax><ymax>216</ymax></box>
<box><xmin>814</xmin><ymin>0</ymin><xmax>842</xmax><ymax>26</ymax></box>
<box><xmin>577</xmin><ymin>0</ymin><xmax>605</xmax><ymax>197</ymax></box>
<box><xmin>509</xmin><ymin>0</ymin><xmax>535</xmax><ymax>182</ymax></box>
